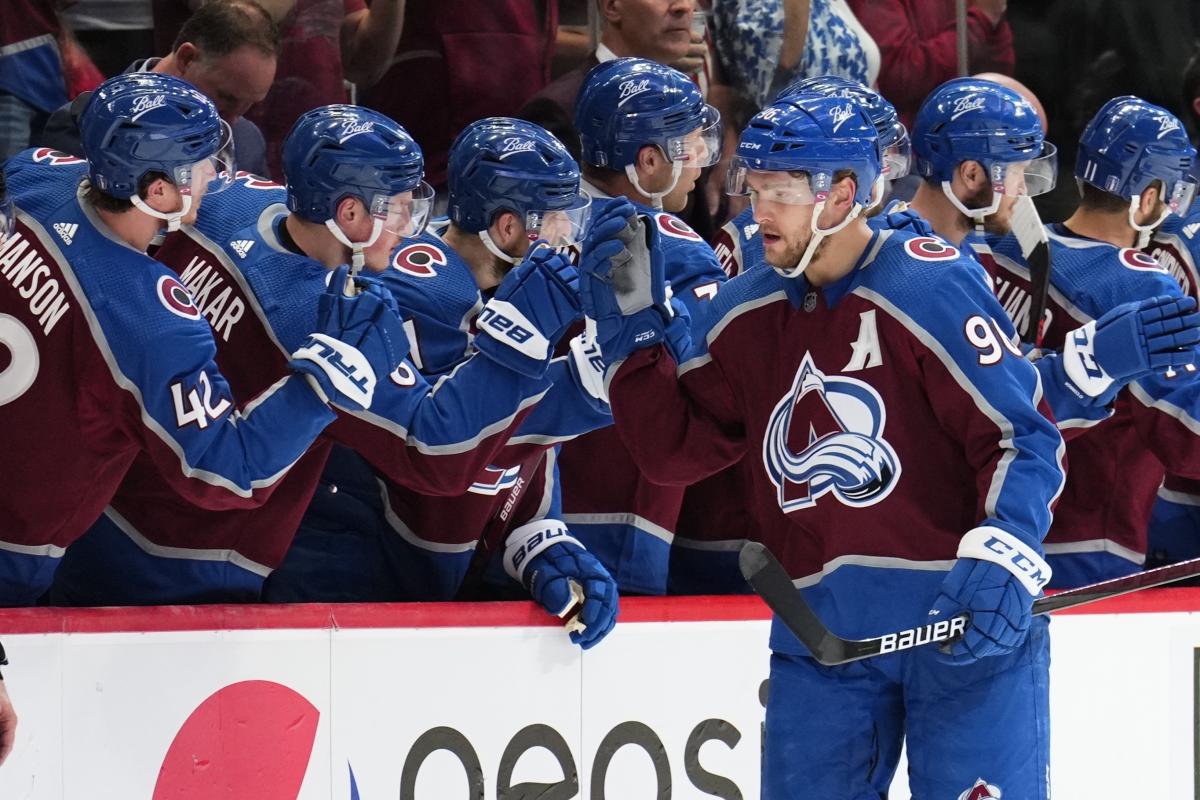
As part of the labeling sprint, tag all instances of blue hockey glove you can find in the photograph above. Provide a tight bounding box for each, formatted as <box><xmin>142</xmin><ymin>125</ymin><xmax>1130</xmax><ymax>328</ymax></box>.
<box><xmin>289</xmin><ymin>265</ymin><xmax>410</xmax><ymax>411</ymax></box>
<box><xmin>503</xmin><ymin>519</ymin><xmax>619</xmax><ymax>649</ymax></box>
<box><xmin>1062</xmin><ymin>294</ymin><xmax>1200</xmax><ymax>403</ymax></box>
<box><xmin>474</xmin><ymin>243</ymin><xmax>581</xmax><ymax>378</ymax></box>
<box><xmin>579</xmin><ymin>199</ymin><xmax>686</xmax><ymax>363</ymax></box>
<box><xmin>928</xmin><ymin>526</ymin><xmax>1051</xmax><ymax>665</ymax></box>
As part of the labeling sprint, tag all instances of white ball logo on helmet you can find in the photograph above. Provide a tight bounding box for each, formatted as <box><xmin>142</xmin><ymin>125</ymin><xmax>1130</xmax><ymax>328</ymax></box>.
<box><xmin>130</xmin><ymin>94</ymin><xmax>167</xmax><ymax>121</ymax></box>
<box><xmin>617</xmin><ymin>79</ymin><xmax>652</xmax><ymax>106</ymax></box>
<box><xmin>951</xmin><ymin>94</ymin><xmax>987</xmax><ymax>121</ymax></box>
<box><xmin>337</xmin><ymin>119</ymin><xmax>375</xmax><ymax>144</ymax></box>
<box><xmin>1157</xmin><ymin>114</ymin><xmax>1181</xmax><ymax>140</ymax></box>
<box><xmin>499</xmin><ymin>137</ymin><xmax>537</xmax><ymax>159</ymax></box>
<box><xmin>830</xmin><ymin>103</ymin><xmax>856</xmax><ymax>132</ymax></box>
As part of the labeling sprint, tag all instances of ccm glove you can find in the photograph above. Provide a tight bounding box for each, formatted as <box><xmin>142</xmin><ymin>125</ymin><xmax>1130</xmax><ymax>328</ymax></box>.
<box><xmin>579</xmin><ymin>199</ymin><xmax>689</xmax><ymax>363</ymax></box>
<box><xmin>503</xmin><ymin>519</ymin><xmax>619</xmax><ymax>649</ymax></box>
<box><xmin>928</xmin><ymin>526</ymin><xmax>1052</xmax><ymax>665</ymax></box>
<box><xmin>289</xmin><ymin>265</ymin><xmax>410</xmax><ymax>411</ymax></box>
<box><xmin>1061</xmin><ymin>294</ymin><xmax>1200</xmax><ymax>403</ymax></box>
<box><xmin>475</xmin><ymin>243</ymin><xmax>582</xmax><ymax>378</ymax></box>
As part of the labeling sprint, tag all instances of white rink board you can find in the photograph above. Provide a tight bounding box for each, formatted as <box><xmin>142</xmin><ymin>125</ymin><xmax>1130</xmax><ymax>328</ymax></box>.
<box><xmin>0</xmin><ymin>595</ymin><xmax>1195</xmax><ymax>798</ymax></box>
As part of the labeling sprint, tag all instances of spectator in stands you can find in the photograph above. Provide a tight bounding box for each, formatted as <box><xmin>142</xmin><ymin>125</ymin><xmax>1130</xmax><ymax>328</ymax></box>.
<box><xmin>711</xmin><ymin>0</ymin><xmax>879</xmax><ymax>109</ymax></box>
<box><xmin>243</xmin><ymin>0</ymin><xmax>406</xmax><ymax>180</ymax></box>
<box><xmin>60</xmin><ymin>0</ymin><xmax>155</xmax><ymax>79</ymax></box>
<box><xmin>1180</xmin><ymin>42</ymin><xmax>1200</xmax><ymax>142</ymax></box>
<box><xmin>361</xmin><ymin>2</ymin><xmax>556</xmax><ymax>193</ymax></box>
<box><xmin>519</xmin><ymin>0</ymin><xmax>698</xmax><ymax>163</ymax></box>
<box><xmin>0</xmin><ymin>0</ymin><xmax>70</xmax><ymax>158</ymax></box>
<box><xmin>36</xmin><ymin>0</ymin><xmax>277</xmax><ymax>177</ymax></box>
<box><xmin>846</xmin><ymin>0</ymin><xmax>1013</xmax><ymax>128</ymax></box>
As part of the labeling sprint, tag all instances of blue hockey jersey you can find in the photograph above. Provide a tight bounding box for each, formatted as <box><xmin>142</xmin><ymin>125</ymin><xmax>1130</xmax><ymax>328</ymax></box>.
<box><xmin>1143</xmin><ymin>213</ymin><xmax>1200</xmax><ymax>565</ymax></box>
<box><xmin>0</xmin><ymin>151</ymin><xmax>337</xmax><ymax>604</ymax></box>
<box><xmin>268</xmin><ymin>226</ymin><xmax>612</xmax><ymax>602</ymax></box>
<box><xmin>47</xmin><ymin>174</ymin><xmax>555</xmax><ymax>605</ymax></box>
<box><xmin>985</xmin><ymin>222</ymin><xmax>1200</xmax><ymax>586</ymax></box>
<box><xmin>557</xmin><ymin>186</ymin><xmax>727</xmax><ymax>594</ymax></box>
<box><xmin>608</xmin><ymin>226</ymin><xmax>1065</xmax><ymax>653</ymax></box>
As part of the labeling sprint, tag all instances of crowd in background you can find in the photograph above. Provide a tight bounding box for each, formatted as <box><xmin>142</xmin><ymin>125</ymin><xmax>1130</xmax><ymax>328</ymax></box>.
<box><xmin>5</xmin><ymin>0</ymin><xmax>1200</xmax><ymax>605</ymax></box>
<box><xmin>7</xmin><ymin>0</ymin><xmax>1199</xmax><ymax>231</ymax></box>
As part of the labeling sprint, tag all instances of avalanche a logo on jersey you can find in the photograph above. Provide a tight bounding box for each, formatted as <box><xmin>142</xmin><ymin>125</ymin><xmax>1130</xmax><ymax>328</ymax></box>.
<box><xmin>157</xmin><ymin>275</ymin><xmax>201</xmax><ymax>320</ymax></box>
<box><xmin>31</xmin><ymin>148</ymin><xmax>85</xmax><ymax>166</ymax></box>
<box><xmin>1117</xmin><ymin>248</ymin><xmax>1166</xmax><ymax>272</ymax></box>
<box><xmin>655</xmin><ymin>213</ymin><xmax>703</xmax><ymax>242</ymax></box>
<box><xmin>391</xmin><ymin>242</ymin><xmax>447</xmax><ymax>278</ymax></box>
<box><xmin>957</xmin><ymin>778</ymin><xmax>1002</xmax><ymax>800</ymax></box>
<box><xmin>763</xmin><ymin>353</ymin><xmax>900</xmax><ymax>513</ymax></box>
<box><xmin>904</xmin><ymin>236</ymin><xmax>959</xmax><ymax>262</ymax></box>
<box><xmin>468</xmin><ymin>464</ymin><xmax>522</xmax><ymax>496</ymax></box>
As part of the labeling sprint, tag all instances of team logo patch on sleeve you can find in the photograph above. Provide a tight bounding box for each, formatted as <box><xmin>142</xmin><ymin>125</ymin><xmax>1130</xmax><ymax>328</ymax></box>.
<box><xmin>1117</xmin><ymin>248</ymin><xmax>1166</xmax><ymax>272</ymax></box>
<box><xmin>655</xmin><ymin>213</ymin><xmax>703</xmax><ymax>242</ymax></box>
<box><xmin>31</xmin><ymin>148</ymin><xmax>85</xmax><ymax>166</ymax></box>
<box><xmin>903</xmin><ymin>236</ymin><xmax>960</xmax><ymax>261</ymax></box>
<box><xmin>157</xmin><ymin>275</ymin><xmax>201</xmax><ymax>320</ymax></box>
<box><xmin>391</xmin><ymin>242</ymin><xmax>448</xmax><ymax>277</ymax></box>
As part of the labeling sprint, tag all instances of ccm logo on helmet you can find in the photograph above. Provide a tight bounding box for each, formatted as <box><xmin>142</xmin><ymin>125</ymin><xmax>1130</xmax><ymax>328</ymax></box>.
<box><xmin>904</xmin><ymin>236</ymin><xmax>959</xmax><ymax>262</ymax></box>
<box><xmin>392</xmin><ymin>243</ymin><xmax>448</xmax><ymax>278</ymax></box>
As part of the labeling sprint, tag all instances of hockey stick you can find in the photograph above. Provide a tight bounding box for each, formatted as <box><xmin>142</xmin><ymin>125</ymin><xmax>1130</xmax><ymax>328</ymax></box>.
<box><xmin>739</xmin><ymin>541</ymin><xmax>1200</xmax><ymax>666</ymax></box>
<box><xmin>1011</xmin><ymin>194</ymin><xmax>1052</xmax><ymax>346</ymax></box>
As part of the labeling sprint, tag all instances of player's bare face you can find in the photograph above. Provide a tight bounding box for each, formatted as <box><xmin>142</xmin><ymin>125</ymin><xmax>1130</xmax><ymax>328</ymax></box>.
<box><xmin>747</xmin><ymin>171</ymin><xmax>817</xmax><ymax>269</ymax></box>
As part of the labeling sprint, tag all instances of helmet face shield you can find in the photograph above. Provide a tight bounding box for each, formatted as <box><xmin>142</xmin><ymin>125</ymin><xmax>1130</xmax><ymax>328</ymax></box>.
<box><xmin>373</xmin><ymin>180</ymin><xmax>435</xmax><ymax>238</ymax></box>
<box><xmin>727</xmin><ymin>161</ymin><xmax>818</xmax><ymax>206</ymax></box>
<box><xmin>995</xmin><ymin>141</ymin><xmax>1057</xmax><ymax>197</ymax></box>
<box><xmin>1165</xmin><ymin>177</ymin><xmax>1198</xmax><ymax>216</ymax></box>
<box><xmin>186</xmin><ymin>119</ymin><xmax>237</xmax><ymax>196</ymax></box>
<box><xmin>665</xmin><ymin>105</ymin><xmax>723</xmax><ymax>168</ymax></box>
<box><xmin>526</xmin><ymin>191</ymin><xmax>592</xmax><ymax>247</ymax></box>
<box><xmin>882</xmin><ymin>127</ymin><xmax>912</xmax><ymax>179</ymax></box>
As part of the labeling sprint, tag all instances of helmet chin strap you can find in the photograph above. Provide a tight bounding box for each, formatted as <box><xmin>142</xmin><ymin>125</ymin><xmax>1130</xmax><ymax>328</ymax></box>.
<box><xmin>776</xmin><ymin>199</ymin><xmax>864</xmax><ymax>279</ymax></box>
<box><xmin>130</xmin><ymin>193</ymin><xmax>192</xmax><ymax>232</ymax></box>
<box><xmin>1128</xmin><ymin>198</ymin><xmax>1169</xmax><ymax>249</ymax></box>
<box><xmin>625</xmin><ymin>160</ymin><xmax>682</xmax><ymax>211</ymax></box>
<box><xmin>325</xmin><ymin>217</ymin><xmax>383</xmax><ymax>273</ymax></box>
<box><xmin>479</xmin><ymin>229</ymin><xmax>521</xmax><ymax>265</ymax></box>
<box><xmin>941</xmin><ymin>180</ymin><xmax>1002</xmax><ymax>224</ymax></box>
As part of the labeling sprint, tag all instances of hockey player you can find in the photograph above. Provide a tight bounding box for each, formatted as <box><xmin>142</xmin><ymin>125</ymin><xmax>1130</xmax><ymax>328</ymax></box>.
<box><xmin>0</xmin><ymin>75</ymin><xmax>407</xmax><ymax>605</ymax></box>
<box><xmin>46</xmin><ymin>105</ymin><xmax>582</xmax><ymax>606</ymax></box>
<box><xmin>582</xmin><ymin>94</ymin><xmax>1066</xmax><ymax>798</ymax></box>
<box><xmin>1145</xmin><ymin>211</ymin><xmax>1200</xmax><ymax>565</ymax></box>
<box><xmin>557</xmin><ymin>57</ymin><xmax>727</xmax><ymax>595</ymax></box>
<box><xmin>673</xmin><ymin>76</ymin><xmax>914</xmax><ymax>593</ymax></box>
<box><xmin>984</xmin><ymin>96</ymin><xmax>1200</xmax><ymax>586</ymax></box>
<box><xmin>266</xmin><ymin>118</ymin><xmax>620</xmax><ymax>648</ymax></box>
<box><xmin>711</xmin><ymin>75</ymin><xmax>913</xmax><ymax>280</ymax></box>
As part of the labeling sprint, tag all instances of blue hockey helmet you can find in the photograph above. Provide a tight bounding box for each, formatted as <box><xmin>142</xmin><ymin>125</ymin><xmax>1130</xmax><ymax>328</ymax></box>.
<box><xmin>575</xmin><ymin>58</ymin><xmax>721</xmax><ymax>207</ymax></box>
<box><xmin>448</xmin><ymin>117</ymin><xmax>591</xmax><ymax>254</ymax></box>
<box><xmin>80</xmin><ymin>72</ymin><xmax>236</xmax><ymax>229</ymax></box>
<box><xmin>726</xmin><ymin>94</ymin><xmax>881</xmax><ymax>277</ymax></box>
<box><xmin>912</xmin><ymin>77</ymin><xmax>1057</xmax><ymax>218</ymax></box>
<box><xmin>777</xmin><ymin>75</ymin><xmax>910</xmax><ymax>180</ymax></box>
<box><xmin>1076</xmin><ymin>96</ymin><xmax>1198</xmax><ymax>218</ymax></box>
<box><xmin>283</xmin><ymin>104</ymin><xmax>434</xmax><ymax>250</ymax></box>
